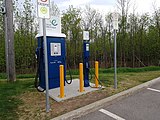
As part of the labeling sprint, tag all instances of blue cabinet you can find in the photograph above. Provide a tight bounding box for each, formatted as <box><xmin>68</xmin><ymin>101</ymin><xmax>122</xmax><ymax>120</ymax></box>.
<box><xmin>37</xmin><ymin>36</ymin><xmax>66</xmax><ymax>89</ymax></box>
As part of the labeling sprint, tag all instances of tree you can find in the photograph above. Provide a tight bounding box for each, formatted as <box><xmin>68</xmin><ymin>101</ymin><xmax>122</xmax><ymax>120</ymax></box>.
<box><xmin>50</xmin><ymin>1</ymin><xmax>60</xmax><ymax>16</ymax></box>
<box><xmin>14</xmin><ymin>0</ymin><xmax>37</xmax><ymax>73</ymax></box>
<box><xmin>117</xmin><ymin>0</ymin><xmax>131</xmax><ymax>67</ymax></box>
<box><xmin>128</xmin><ymin>13</ymin><xmax>138</xmax><ymax>67</ymax></box>
<box><xmin>61</xmin><ymin>6</ymin><xmax>82</xmax><ymax>69</ymax></box>
<box><xmin>0</xmin><ymin>1</ymin><xmax>5</xmax><ymax>72</ymax></box>
<box><xmin>137</xmin><ymin>13</ymin><xmax>150</xmax><ymax>67</ymax></box>
<box><xmin>4</xmin><ymin>0</ymin><xmax>16</xmax><ymax>81</ymax></box>
<box><xmin>105</xmin><ymin>13</ymin><xmax>113</xmax><ymax>67</ymax></box>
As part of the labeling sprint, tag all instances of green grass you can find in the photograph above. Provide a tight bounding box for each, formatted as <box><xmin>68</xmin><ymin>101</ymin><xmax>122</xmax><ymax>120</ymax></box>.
<box><xmin>98</xmin><ymin>71</ymin><xmax>160</xmax><ymax>89</ymax></box>
<box><xmin>99</xmin><ymin>66</ymin><xmax>160</xmax><ymax>73</ymax></box>
<box><xmin>0</xmin><ymin>73</ymin><xmax>35</xmax><ymax>80</ymax></box>
<box><xmin>1</xmin><ymin>66</ymin><xmax>160</xmax><ymax>80</ymax></box>
<box><xmin>67</xmin><ymin>66</ymin><xmax>160</xmax><ymax>76</ymax></box>
<box><xmin>0</xmin><ymin>80</ymin><xmax>34</xmax><ymax>120</ymax></box>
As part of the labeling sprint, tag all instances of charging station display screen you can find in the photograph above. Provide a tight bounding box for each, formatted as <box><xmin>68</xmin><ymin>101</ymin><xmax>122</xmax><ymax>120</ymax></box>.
<box><xmin>50</xmin><ymin>43</ymin><xmax>61</xmax><ymax>56</ymax></box>
<box><xmin>86</xmin><ymin>44</ymin><xmax>89</xmax><ymax>51</ymax></box>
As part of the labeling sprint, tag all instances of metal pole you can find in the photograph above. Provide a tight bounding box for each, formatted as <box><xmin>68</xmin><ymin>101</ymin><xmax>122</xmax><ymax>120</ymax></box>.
<box><xmin>114</xmin><ymin>29</ymin><xmax>117</xmax><ymax>89</ymax></box>
<box><xmin>42</xmin><ymin>18</ymin><xmax>50</xmax><ymax>112</ymax></box>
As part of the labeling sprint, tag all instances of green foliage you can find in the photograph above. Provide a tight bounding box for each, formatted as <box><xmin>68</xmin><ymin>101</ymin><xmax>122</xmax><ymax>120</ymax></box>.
<box><xmin>62</xmin><ymin>6</ymin><xmax>83</xmax><ymax>68</ymax></box>
<box><xmin>66</xmin><ymin>69</ymin><xmax>79</xmax><ymax>75</ymax></box>
<box><xmin>0</xmin><ymin>38</ymin><xmax>5</xmax><ymax>72</ymax></box>
<box><xmin>0</xmin><ymin>73</ymin><xmax>7</xmax><ymax>79</ymax></box>
<box><xmin>0</xmin><ymin>5</ymin><xmax>5</xmax><ymax>72</ymax></box>
<box><xmin>13</xmin><ymin>0</ymin><xmax>37</xmax><ymax>73</ymax></box>
<box><xmin>0</xmin><ymin>2</ymin><xmax>160</xmax><ymax>73</ymax></box>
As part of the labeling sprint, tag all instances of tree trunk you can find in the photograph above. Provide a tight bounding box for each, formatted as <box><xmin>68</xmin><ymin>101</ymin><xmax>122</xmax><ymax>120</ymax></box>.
<box><xmin>4</xmin><ymin>0</ymin><xmax>16</xmax><ymax>81</ymax></box>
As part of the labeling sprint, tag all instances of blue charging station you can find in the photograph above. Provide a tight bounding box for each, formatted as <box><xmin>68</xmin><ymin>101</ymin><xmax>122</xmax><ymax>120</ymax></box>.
<box><xmin>36</xmin><ymin>35</ymin><xmax>66</xmax><ymax>89</ymax></box>
<box><xmin>83</xmin><ymin>41</ymin><xmax>90</xmax><ymax>87</ymax></box>
<box><xmin>83</xmin><ymin>31</ymin><xmax>90</xmax><ymax>87</ymax></box>
<box><xmin>35</xmin><ymin>17</ymin><xmax>90</xmax><ymax>91</ymax></box>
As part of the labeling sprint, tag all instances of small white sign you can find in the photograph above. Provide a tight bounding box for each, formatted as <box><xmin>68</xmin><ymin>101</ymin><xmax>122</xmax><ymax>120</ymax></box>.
<box><xmin>83</xmin><ymin>31</ymin><xmax>89</xmax><ymax>40</ymax></box>
<box><xmin>37</xmin><ymin>0</ymin><xmax>50</xmax><ymax>19</ymax></box>
<box><xmin>38</xmin><ymin>16</ymin><xmax>61</xmax><ymax>35</ymax></box>
<box><xmin>112</xmin><ymin>12</ymin><xmax>118</xmax><ymax>30</ymax></box>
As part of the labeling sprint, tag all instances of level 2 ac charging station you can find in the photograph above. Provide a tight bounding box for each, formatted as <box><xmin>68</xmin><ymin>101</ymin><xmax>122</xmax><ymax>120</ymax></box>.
<box><xmin>83</xmin><ymin>31</ymin><xmax>90</xmax><ymax>87</ymax></box>
<box><xmin>36</xmin><ymin>16</ymin><xmax>66</xmax><ymax>90</ymax></box>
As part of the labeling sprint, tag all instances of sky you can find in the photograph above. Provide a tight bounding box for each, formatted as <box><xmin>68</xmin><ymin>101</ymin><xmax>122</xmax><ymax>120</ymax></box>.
<box><xmin>49</xmin><ymin>0</ymin><xmax>160</xmax><ymax>14</ymax></box>
<box><xmin>24</xmin><ymin>0</ymin><xmax>160</xmax><ymax>15</ymax></box>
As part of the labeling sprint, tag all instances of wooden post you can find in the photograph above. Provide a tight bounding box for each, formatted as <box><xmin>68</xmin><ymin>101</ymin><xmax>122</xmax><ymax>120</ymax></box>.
<box><xmin>4</xmin><ymin>0</ymin><xmax>16</xmax><ymax>81</ymax></box>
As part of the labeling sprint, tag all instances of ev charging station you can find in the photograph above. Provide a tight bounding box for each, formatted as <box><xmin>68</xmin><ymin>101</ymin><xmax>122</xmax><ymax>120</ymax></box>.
<box><xmin>35</xmin><ymin>1</ymin><xmax>102</xmax><ymax>112</ymax></box>
<box><xmin>35</xmin><ymin>15</ymin><xmax>100</xmax><ymax>103</ymax></box>
<box><xmin>36</xmin><ymin>35</ymin><xmax>66</xmax><ymax>89</ymax></box>
<box><xmin>36</xmin><ymin>16</ymin><xmax>66</xmax><ymax>90</ymax></box>
<box><xmin>36</xmin><ymin>27</ymin><xmax>91</xmax><ymax>90</ymax></box>
<box><xmin>83</xmin><ymin>31</ymin><xmax>90</xmax><ymax>87</ymax></box>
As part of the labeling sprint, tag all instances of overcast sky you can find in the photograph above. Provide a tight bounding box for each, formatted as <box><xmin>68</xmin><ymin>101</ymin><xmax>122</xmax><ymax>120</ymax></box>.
<box><xmin>26</xmin><ymin>0</ymin><xmax>160</xmax><ymax>15</ymax></box>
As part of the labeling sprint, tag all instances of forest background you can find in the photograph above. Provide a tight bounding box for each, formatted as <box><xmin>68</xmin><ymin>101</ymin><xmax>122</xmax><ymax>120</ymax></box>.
<box><xmin>0</xmin><ymin>0</ymin><xmax>160</xmax><ymax>74</ymax></box>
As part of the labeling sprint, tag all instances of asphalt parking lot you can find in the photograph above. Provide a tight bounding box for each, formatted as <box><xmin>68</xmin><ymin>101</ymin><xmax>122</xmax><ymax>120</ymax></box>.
<box><xmin>75</xmin><ymin>83</ymin><xmax>160</xmax><ymax>120</ymax></box>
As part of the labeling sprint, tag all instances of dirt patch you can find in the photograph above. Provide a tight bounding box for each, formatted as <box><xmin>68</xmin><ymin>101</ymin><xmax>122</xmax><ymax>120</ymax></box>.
<box><xmin>17</xmin><ymin>88</ymin><xmax>115</xmax><ymax>120</ymax></box>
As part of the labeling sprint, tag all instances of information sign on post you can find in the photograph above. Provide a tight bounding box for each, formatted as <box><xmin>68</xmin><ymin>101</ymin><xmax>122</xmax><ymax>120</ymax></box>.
<box><xmin>112</xmin><ymin>12</ymin><xmax>118</xmax><ymax>30</ymax></box>
<box><xmin>37</xmin><ymin>0</ymin><xmax>50</xmax><ymax>112</ymax></box>
<box><xmin>37</xmin><ymin>0</ymin><xmax>50</xmax><ymax>19</ymax></box>
<box><xmin>83</xmin><ymin>31</ymin><xmax>89</xmax><ymax>41</ymax></box>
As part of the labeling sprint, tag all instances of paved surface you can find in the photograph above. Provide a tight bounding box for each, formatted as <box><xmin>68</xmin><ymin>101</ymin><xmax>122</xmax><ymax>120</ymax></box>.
<box><xmin>74</xmin><ymin>83</ymin><xmax>160</xmax><ymax>120</ymax></box>
<box><xmin>48</xmin><ymin>79</ymin><xmax>99</xmax><ymax>102</ymax></box>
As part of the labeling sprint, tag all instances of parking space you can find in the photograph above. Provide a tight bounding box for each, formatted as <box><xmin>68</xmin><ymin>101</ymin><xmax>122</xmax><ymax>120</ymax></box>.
<box><xmin>75</xmin><ymin>83</ymin><xmax>160</xmax><ymax>120</ymax></box>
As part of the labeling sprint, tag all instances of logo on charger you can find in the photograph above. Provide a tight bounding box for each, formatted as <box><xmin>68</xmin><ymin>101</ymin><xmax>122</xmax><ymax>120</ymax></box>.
<box><xmin>51</xmin><ymin>19</ymin><xmax>58</xmax><ymax>26</ymax></box>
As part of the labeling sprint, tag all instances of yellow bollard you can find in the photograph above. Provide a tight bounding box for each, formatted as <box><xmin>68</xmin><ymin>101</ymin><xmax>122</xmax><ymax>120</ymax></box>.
<box><xmin>95</xmin><ymin>61</ymin><xmax>99</xmax><ymax>88</ymax></box>
<box><xmin>59</xmin><ymin>65</ymin><xmax>65</xmax><ymax>98</ymax></box>
<box><xmin>79</xmin><ymin>63</ymin><xmax>84</xmax><ymax>92</ymax></box>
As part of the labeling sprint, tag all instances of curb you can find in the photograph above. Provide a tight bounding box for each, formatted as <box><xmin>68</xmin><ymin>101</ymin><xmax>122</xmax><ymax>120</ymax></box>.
<box><xmin>51</xmin><ymin>77</ymin><xmax>160</xmax><ymax>120</ymax></box>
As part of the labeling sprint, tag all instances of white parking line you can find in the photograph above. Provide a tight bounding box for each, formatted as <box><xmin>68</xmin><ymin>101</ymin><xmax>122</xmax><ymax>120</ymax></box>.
<box><xmin>147</xmin><ymin>88</ymin><xmax>160</xmax><ymax>93</ymax></box>
<box><xmin>99</xmin><ymin>109</ymin><xmax>125</xmax><ymax>120</ymax></box>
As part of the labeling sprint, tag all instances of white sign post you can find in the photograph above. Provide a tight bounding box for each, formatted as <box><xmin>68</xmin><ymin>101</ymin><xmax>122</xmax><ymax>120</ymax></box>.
<box><xmin>83</xmin><ymin>31</ymin><xmax>89</xmax><ymax>41</ymax></box>
<box><xmin>37</xmin><ymin>0</ymin><xmax>50</xmax><ymax>112</ymax></box>
<box><xmin>112</xmin><ymin>12</ymin><xmax>118</xmax><ymax>30</ymax></box>
<box><xmin>112</xmin><ymin>12</ymin><xmax>118</xmax><ymax>89</ymax></box>
<box><xmin>37</xmin><ymin>0</ymin><xmax>50</xmax><ymax>19</ymax></box>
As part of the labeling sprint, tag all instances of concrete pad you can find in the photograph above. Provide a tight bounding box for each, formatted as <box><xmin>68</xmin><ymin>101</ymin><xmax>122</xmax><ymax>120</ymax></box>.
<box><xmin>48</xmin><ymin>79</ymin><xmax>100</xmax><ymax>102</ymax></box>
